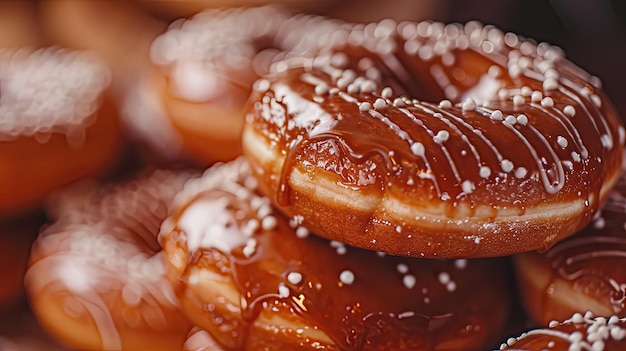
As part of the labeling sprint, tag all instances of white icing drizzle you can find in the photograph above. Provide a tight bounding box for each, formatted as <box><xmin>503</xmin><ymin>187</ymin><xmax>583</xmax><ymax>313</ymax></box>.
<box><xmin>0</xmin><ymin>47</ymin><xmax>110</xmax><ymax>142</ymax></box>
<box><xmin>24</xmin><ymin>170</ymin><xmax>195</xmax><ymax>349</ymax></box>
<box><xmin>258</xmin><ymin>18</ymin><xmax>621</xmax><ymax>201</ymax></box>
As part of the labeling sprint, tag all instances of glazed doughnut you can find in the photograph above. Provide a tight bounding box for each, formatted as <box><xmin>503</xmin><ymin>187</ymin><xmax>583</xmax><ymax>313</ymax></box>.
<box><xmin>0</xmin><ymin>47</ymin><xmax>121</xmax><ymax>216</ymax></box>
<box><xmin>149</xmin><ymin>5</ymin><xmax>342</xmax><ymax>164</ymax></box>
<box><xmin>24</xmin><ymin>170</ymin><xmax>195</xmax><ymax>350</ymax></box>
<box><xmin>499</xmin><ymin>311</ymin><xmax>626</xmax><ymax>351</ymax></box>
<box><xmin>242</xmin><ymin>20</ymin><xmax>625</xmax><ymax>258</ymax></box>
<box><xmin>514</xmin><ymin>168</ymin><xmax>626</xmax><ymax>326</ymax></box>
<box><xmin>160</xmin><ymin>157</ymin><xmax>513</xmax><ymax>350</ymax></box>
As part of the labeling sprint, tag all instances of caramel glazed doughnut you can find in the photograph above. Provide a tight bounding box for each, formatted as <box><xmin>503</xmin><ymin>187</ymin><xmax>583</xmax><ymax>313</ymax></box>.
<box><xmin>24</xmin><ymin>170</ymin><xmax>196</xmax><ymax>351</ymax></box>
<box><xmin>514</xmin><ymin>166</ymin><xmax>626</xmax><ymax>326</ymax></box>
<box><xmin>148</xmin><ymin>5</ymin><xmax>343</xmax><ymax>164</ymax></box>
<box><xmin>0</xmin><ymin>47</ymin><xmax>121</xmax><ymax>216</ymax></box>
<box><xmin>242</xmin><ymin>19</ymin><xmax>626</xmax><ymax>258</ymax></box>
<box><xmin>160</xmin><ymin>157</ymin><xmax>514</xmax><ymax>350</ymax></box>
<box><xmin>499</xmin><ymin>312</ymin><xmax>626</xmax><ymax>351</ymax></box>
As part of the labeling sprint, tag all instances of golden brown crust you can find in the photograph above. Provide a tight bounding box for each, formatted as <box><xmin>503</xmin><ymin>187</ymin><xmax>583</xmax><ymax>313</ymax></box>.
<box><xmin>243</xmin><ymin>20</ymin><xmax>625</xmax><ymax>258</ymax></box>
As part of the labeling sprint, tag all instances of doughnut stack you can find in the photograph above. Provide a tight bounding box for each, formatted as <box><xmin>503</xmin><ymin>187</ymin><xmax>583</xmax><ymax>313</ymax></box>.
<box><xmin>0</xmin><ymin>2</ymin><xmax>624</xmax><ymax>351</ymax></box>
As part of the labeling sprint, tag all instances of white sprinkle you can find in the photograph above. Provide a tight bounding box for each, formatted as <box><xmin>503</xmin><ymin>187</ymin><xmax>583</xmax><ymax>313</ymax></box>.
<box><xmin>373</xmin><ymin>98</ymin><xmax>386</xmax><ymax>109</ymax></box>
<box><xmin>381</xmin><ymin>87</ymin><xmax>393</xmax><ymax>99</ymax></box>
<box><xmin>591</xmin><ymin>94</ymin><xmax>602</xmax><ymax>107</ymax></box>
<box><xmin>520</xmin><ymin>86</ymin><xmax>532</xmax><ymax>96</ymax></box>
<box><xmin>438</xmin><ymin>272</ymin><xmax>450</xmax><ymax>284</ymax></box>
<box><xmin>339</xmin><ymin>270</ymin><xmax>355</xmax><ymax>285</ymax></box>
<box><xmin>278</xmin><ymin>283</ymin><xmax>290</xmax><ymax>298</ymax></box>
<box><xmin>498</xmin><ymin>89</ymin><xmax>509</xmax><ymax>100</ymax></box>
<box><xmin>242</xmin><ymin>245</ymin><xmax>256</xmax><ymax>258</ymax></box>
<box><xmin>296</xmin><ymin>226</ymin><xmax>309</xmax><ymax>238</ymax></box>
<box><xmin>490</xmin><ymin>110</ymin><xmax>503</xmax><ymax>121</ymax></box>
<box><xmin>393</xmin><ymin>97</ymin><xmax>405</xmax><ymax>107</ymax></box>
<box><xmin>601</xmin><ymin>134</ymin><xmax>613</xmax><ymax>149</ymax></box>
<box><xmin>543</xmin><ymin>78</ymin><xmax>558</xmax><ymax>91</ymax></box>
<box><xmin>361</xmin><ymin>80</ymin><xmax>376</xmax><ymax>93</ymax></box>
<box><xmin>479</xmin><ymin>166</ymin><xmax>491</xmax><ymax>178</ymax></box>
<box><xmin>572</xmin><ymin>313</ymin><xmax>584</xmax><ymax>324</ymax></box>
<box><xmin>514</xmin><ymin>167</ymin><xmax>527</xmax><ymax>179</ymax></box>
<box><xmin>411</xmin><ymin>142</ymin><xmax>425</xmax><ymax>157</ymax></box>
<box><xmin>287</xmin><ymin>272</ymin><xmax>303</xmax><ymax>285</ymax></box>
<box><xmin>397</xmin><ymin>263</ymin><xmax>409</xmax><ymax>274</ymax></box>
<box><xmin>359</xmin><ymin>102</ymin><xmax>371</xmax><ymax>112</ymax></box>
<box><xmin>395</xmin><ymin>225</ymin><xmax>402</xmax><ymax>233</ymax></box>
<box><xmin>549</xmin><ymin>320</ymin><xmax>560</xmax><ymax>328</ymax></box>
<box><xmin>315</xmin><ymin>83</ymin><xmax>329</xmax><ymax>96</ymax></box>
<box><xmin>403</xmin><ymin>274</ymin><xmax>416</xmax><ymax>289</ymax></box>
<box><xmin>262</xmin><ymin>216</ymin><xmax>277</xmax><ymax>231</ymax></box>
<box><xmin>541</xmin><ymin>97</ymin><xmax>554</xmax><ymax>107</ymax></box>
<box><xmin>557</xmin><ymin>136</ymin><xmax>568</xmax><ymax>148</ymax></box>
<box><xmin>513</xmin><ymin>95</ymin><xmax>525</xmax><ymax>106</ymax></box>
<box><xmin>504</xmin><ymin>115</ymin><xmax>517</xmax><ymax>125</ymax></box>
<box><xmin>446</xmin><ymin>281</ymin><xmax>456</xmax><ymax>292</ymax></box>
<box><xmin>563</xmin><ymin>105</ymin><xmax>576</xmax><ymax>116</ymax></box>
<box><xmin>438</xmin><ymin>99</ymin><xmax>452</xmax><ymax>108</ymax></box>
<box><xmin>462</xmin><ymin>98</ymin><xmax>476</xmax><ymax>111</ymax></box>
<box><xmin>461</xmin><ymin>180</ymin><xmax>474</xmax><ymax>194</ymax></box>
<box><xmin>516</xmin><ymin>114</ymin><xmax>528</xmax><ymax>125</ymax></box>
<box><xmin>531</xmin><ymin>91</ymin><xmax>543</xmax><ymax>102</ymax></box>
<box><xmin>254</xmin><ymin>79</ymin><xmax>270</xmax><ymax>93</ymax></box>
<box><xmin>572</xmin><ymin>151</ymin><xmax>581</xmax><ymax>162</ymax></box>
<box><xmin>454</xmin><ymin>259</ymin><xmax>467</xmax><ymax>269</ymax></box>
<box><xmin>501</xmin><ymin>159</ymin><xmax>514</xmax><ymax>173</ymax></box>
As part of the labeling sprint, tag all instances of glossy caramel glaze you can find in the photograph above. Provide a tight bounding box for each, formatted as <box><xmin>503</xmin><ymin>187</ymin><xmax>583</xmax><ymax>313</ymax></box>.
<box><xmin>243</xmin><ymin>20</ymin><xmax>625</xmax><ymax>257</ymax></box>
<box><xmin>160</xmin><ymin>157</ymin><xmax>513</xmax><ymax>350</ymax></box>
<box><xmin>499</xmin><ymin>312</ymin><xmax>626</xmax><ymax>351</ymax></box>
<box><xmin>25</xmin><ymin>170</ymin><xmax>196</xmax><ymax>351</ymax></box>
<box><xmin>515</xmin><ymin>169</ymin><xmax>626</xmax><ymax>325</ymax></box>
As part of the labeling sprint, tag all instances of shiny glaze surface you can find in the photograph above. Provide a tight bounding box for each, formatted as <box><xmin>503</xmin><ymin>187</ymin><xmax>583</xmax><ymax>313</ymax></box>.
<box><xmin>161</xmin><ymin>157</ymin><xmax>512</xmax><ymax>350</ymax></box>
<box><xmin>500</xmin><ymin>312</ymin><xmax>626</xmax><ymax>351</ymax></box>
<box><xmin>246</xmin><ymin>20</ymin><xmax>624</xmax><ymax>215</ymax></box>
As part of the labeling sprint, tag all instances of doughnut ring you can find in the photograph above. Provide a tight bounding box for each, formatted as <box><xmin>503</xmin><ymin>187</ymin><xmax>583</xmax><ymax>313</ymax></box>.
<box><xmin>242</xmin><ymin>20</ymin><xmax>625</xmax><ymax>258</ymax></box>
<box><xmin>0</xmin><ymin>47</ymin><xmax>121</xmax><ymax>216</ymax></box>
<box><xmin>514</xmin><ymin>167</ymin><xmax>626</xmax><ymax>325</ymax></box>
<box><xmin>160</xmin><ymin>157</ymin><xmax>514</xmax><ymax>350</ymax></box>
<box><xmin>25</xmin><ymin>170</ymin><xmax>195</xmax><ymax>350</ymax></box>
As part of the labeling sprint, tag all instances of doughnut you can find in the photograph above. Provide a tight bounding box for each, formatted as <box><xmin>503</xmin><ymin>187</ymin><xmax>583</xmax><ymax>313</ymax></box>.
<box><xmin>24</xmin><ymin>170</ymin><xmax>196</xmax><ymax>351</ymax></box>
<box><xmin>159</xmin><ymin>157</ymin><xmax>513</xmax><ymax>350</ymax></box>
<box><xmin>0</xmin><ymin>47</ymin><xmax>121</xmax><ymax>216</ymax></box>
<box><xmin>149</xmin><ymin>5</ymin><xmax>343</xmax><ymax>164</ymax></box>
<box><xmin>499</xmin><ymin>311</ymin><xmax>626</xmax><ymax>351</ymax></box>
<box><xmin>0</xmin><ymin>214</ymin><xmax>44</xmax><ymax>309</ymax></box>
<box><xmin>514</xmin><ymin>167</ymin><xmax>626</xmax><ymax>326</ymax></box>
<box><xmin>242</xmin><ymin>20</ymin><xmax>626</xmax><ymax>258</ymax></box>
